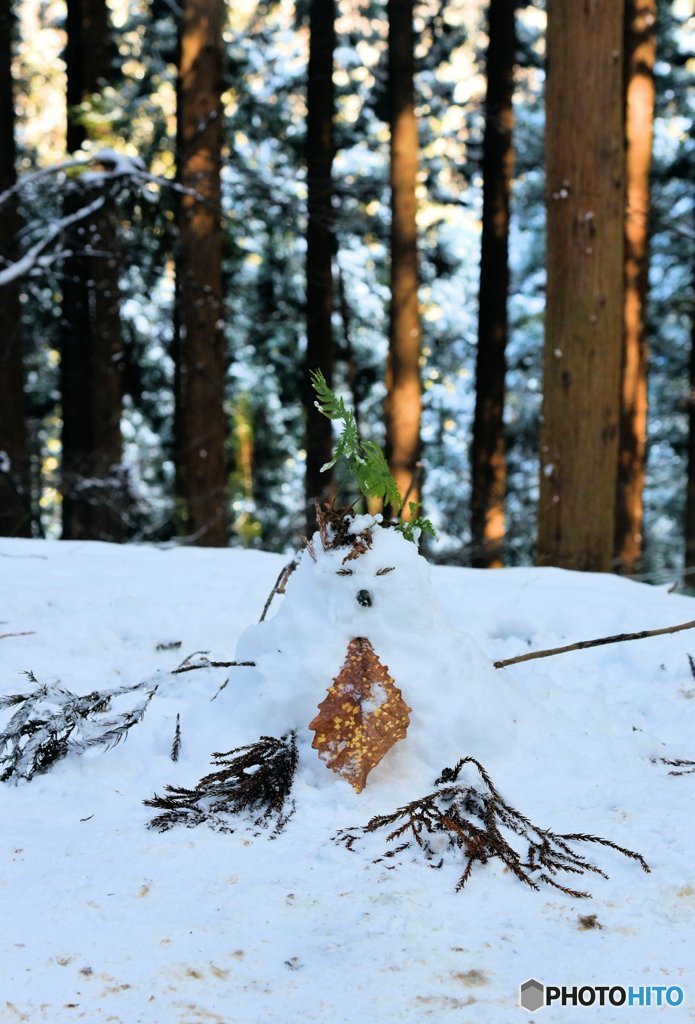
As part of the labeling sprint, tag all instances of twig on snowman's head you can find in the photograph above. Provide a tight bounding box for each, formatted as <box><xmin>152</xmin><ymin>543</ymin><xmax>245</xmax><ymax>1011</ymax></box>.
<box><xmin>259</xmin><ymin>560</ymin><xmax>298</xmax><ymax>622</ymax></box>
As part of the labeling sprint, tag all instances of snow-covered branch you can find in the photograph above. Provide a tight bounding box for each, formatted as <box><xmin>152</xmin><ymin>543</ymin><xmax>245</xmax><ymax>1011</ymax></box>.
<box><xmin>0</xmin><ymin>149</ymin><xmax>228</xmax><ymax>287</ymax></box>
<box><xmin>0</xmin><ymin>193</ymin><xmax>105</xmax><ymax>287</ymax></box>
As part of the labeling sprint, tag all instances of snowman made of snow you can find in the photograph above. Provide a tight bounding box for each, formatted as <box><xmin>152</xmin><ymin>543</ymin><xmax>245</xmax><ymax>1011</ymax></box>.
<box><xmin>234</xmin><ymin>507</ymin><xmax>521</xmax><ymax>802</ymax></box>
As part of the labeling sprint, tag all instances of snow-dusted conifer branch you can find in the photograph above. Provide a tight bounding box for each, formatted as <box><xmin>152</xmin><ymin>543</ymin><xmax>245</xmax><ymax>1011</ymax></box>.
<box><xmin>145</xmin><ymin>732</ymin><xmax>298</xmax><ymax>834</ymax></box>
<box><xmin>0</xmin><ymin>193</ymin><xmax>106</xmax><ymax>287</ymax></box>
<box><xmin>0</xmin><ymin>149</ymin><xmax>220</xmax><ymax>288</ymax></box>
<box><xmin>336</xmin><ymin>756</ymin><xmax>650</xmax><ymax>898</ymax></box>
<box><xmin>0</xmin><ymin>671</ymin><xmax>158</xmax><ymax>783</ymax></box>
<box><xmin>658</xmin><ymin>758</ymin><xmax>695</xmax><ymax>776</ymax></box>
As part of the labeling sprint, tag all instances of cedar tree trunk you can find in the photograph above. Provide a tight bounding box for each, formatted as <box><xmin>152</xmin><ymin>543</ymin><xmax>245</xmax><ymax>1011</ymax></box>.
<box><xmin>537</xmin><ymin>0</ymin><xmax>626</xmax><ymax>571</ymax></box>
<box><xmin>304</xmin><ymin>0</ymin><xmax>335</xmax><ymax>527</ymax></box>
<box><xmin>615</xmin><ymin>0</ymin><xmax>656</xmax><ymax>574</ymax></box>
<box><xmin>685</xmin><ymin>272</ymin><xmax>695</xmax><ymax>587</ymax></box>
<box><xmin>385</xmin><ymin>0</ymin><xmax>422</xmax><ymax>515</ymax></box>
<box><xmin>175</xmin><ymin>0</ymin><xmax>228</xmax><ymax>546</ymax></box>
<box><xmin>0</xmin><ymin>0</ymin><xmax>30</xmax><ymax>536</ymax></box>
<box><xmin>470</xmin><ymin>0</ymin><xmax>515</xmax><ymax>568</ymax></box>
<box><xmin>61</xmin><ymin>0</ymin><xmax>124</xmax><ymax>541</ymax></box>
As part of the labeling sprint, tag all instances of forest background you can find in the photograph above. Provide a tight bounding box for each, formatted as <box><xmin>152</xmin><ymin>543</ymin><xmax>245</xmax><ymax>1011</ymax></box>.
<box><xmin>0</xmin><ymin>0</ymin><xmax>692</xmax><ymax>582</ymax></box>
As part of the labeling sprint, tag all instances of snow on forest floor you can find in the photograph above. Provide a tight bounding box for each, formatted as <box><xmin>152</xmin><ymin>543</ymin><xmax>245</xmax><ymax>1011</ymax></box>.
<box><xmin>1</xmin><ymin>537</ymin><xmax>694</xmax><ymax>1023</ymax></box>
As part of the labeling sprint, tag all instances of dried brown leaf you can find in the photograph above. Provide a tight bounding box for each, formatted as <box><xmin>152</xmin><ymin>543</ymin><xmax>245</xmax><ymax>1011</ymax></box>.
<box><xmin>309</xmin><ymin>637</ymin><xmax>411</xmax><ymax>793</ymax></box>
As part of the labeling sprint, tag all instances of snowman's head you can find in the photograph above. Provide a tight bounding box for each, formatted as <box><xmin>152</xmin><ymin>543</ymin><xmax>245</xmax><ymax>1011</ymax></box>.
<box><xmin>296</xmin><ymin>514</ymin><xmax>434</xmax><ymax>634</ymax></box>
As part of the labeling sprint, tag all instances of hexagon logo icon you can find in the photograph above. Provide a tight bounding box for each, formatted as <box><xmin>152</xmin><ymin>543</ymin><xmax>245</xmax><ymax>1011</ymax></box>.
<box><xmin>520</xmin><ymin>978</ymin><xmax>545</xmax><ymax>1012</ymax></box>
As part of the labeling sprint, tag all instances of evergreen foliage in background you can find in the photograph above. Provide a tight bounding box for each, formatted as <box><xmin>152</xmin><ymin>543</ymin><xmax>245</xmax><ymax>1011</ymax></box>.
<box><xmin>1</xmin><ymin>0</ymin><xmax>692</xmax><ymax>577</ymax></box>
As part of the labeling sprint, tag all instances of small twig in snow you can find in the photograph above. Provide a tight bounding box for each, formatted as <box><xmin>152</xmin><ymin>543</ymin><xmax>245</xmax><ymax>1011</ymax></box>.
<box><xmin>172</xmin><ymin>652</ymin><xmax>255</xmax><ymax>675</ymax></box>
<box><xmin>170</xmin><ymin>714</ymin><xmax>182</xmax><ymax>762</ymax></box>
<box><xmin>0</xmin><ymin>631</ymin><xmax>35</xmax><ymax>641</ymax></box>
<box><xmin>210</xmin><ymin>678</ymin><xmax>230</xmax><ymax>702</ymax></box>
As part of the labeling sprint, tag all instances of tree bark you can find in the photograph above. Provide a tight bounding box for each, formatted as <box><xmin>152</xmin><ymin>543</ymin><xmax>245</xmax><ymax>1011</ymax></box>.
<box><xmin>61</xmin><ymin>0</ymin><xmax>124</xmax><ymax>541</ymax></box>
<box><xmin>470</xmin><ymin>0</ymin><xmax>515</xmax><ymax>568</ymax></box>
<box><xmin>615</xmin><ymin>0</ymin><xmax>656</xmax><ymax>575</ymax></box>
<box><xmin>685</xmin><ymin>269</ymin><xmax>695</xmax><ymax>587</ymax></box>
<box><xmin>304</xmin><ymin>0</ymin><xmax>335</xmax><ymax>528</ymax></box>
<box><xmin>0</xmin><ymin>0</ymin><xmax>31</xmax><ymax>537</ymax></box>
<box><xmin>385</xmin><ymin>0</ymin><xmax>422</xmax><ymax>515</ymax></box>
<box><xmin>175</xmin><ymin>0</ymin><xmax>228</xmax><ymax>546</ymax></box>
<box><xmin>537</xmin><ymin>0</ymin><xmax>626</xmax><ymax>572</ymax></box>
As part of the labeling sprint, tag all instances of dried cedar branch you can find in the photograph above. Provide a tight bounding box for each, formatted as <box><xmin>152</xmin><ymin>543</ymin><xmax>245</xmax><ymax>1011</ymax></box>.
<box><xmin>335</xmin><ymin>756</ymin><xmax>649</xmax><ymax>897</ymax></box>
<box><xmin>657</xmin><ymin>757</ymin><xmax>695</xmax><ymax>776</ymax></box>
<box><xmin>145</xmin><ymin>732</ymin><xmax>298</xmax><ymax>834</ymax></box>
<box><xmin>0</xmin><ymin>671</ymin><xmax>158</xmax><ymax>783</ymax></box>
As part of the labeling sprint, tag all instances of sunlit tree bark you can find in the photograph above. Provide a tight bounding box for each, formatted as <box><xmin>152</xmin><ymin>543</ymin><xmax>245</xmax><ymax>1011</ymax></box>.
<box><xmin>615</xmin><ymin>0</ymin><xmax>656</xmax><ymax>575</ymax></box>
<box><xmin>304</xmin><ymin>0</ymin><xmax>335</xmax><ymax>527</ymax></box>
<box><xmin>61</xmin><ymin>0</ymin><xmax>124</xmax><ymax>541</ymax></box>
<box><xmin>385</xmin><ymin>0</ymin><xmax>421</xmax><ymax>515</ymax></box>
<box><xmin>470</xmin><ymin>0</ymin><xmax>515</xmax><ymax>568</ymax></box>
<box><xmin>175</xmin><ymin>0</ymin><xmax>228</xmax><ymax>546</ymax></box>
<box><xmin>0</xmin><ymin>0</ymin><xmax>30</xmax><ymax>536</ymax></box>
<box><xmin>538</xmin><ymin>0</ymin><xmax>625</xmax><ymax>572</ymax></box>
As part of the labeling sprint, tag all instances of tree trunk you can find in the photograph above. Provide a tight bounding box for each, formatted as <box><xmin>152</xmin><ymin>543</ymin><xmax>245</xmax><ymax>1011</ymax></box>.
<box><xmin>61</xmin><ymin>0</ymin><xmax>124</xmax><ymax>541</ymax></box>
<box><xmin>175</xmin><ymin>0</ymin><xmax>228</xmax><ymax>546</ymax></box>
<box><xmin>470</xmin><ymin>0</ymin><xmax>515</xmax><ymax>568</ymax></box>
<box><xmin>385</xmin><ymin>0</ymin><xmax>422</xmax><ymax>515</ymax></box>
<box><xmin>615</xmin><ymin>0</ymin><xmax>656</xmax><ymax>575</ymax></box>
<box><xmin>537</xmin><ymin>0</ymin><xmax>626</xmax><ymax>572</ymax></box>
<box><xmin>0</xmin><ymin>0</ymin><xmax>31</xmax><ymax>537</ymax></box>
<box><xmin>685</xmin><ymin>270</ymin><xmax>695</xmax><ymax>588</ymax></box>
<box><xmin>304</xmin><ymin>0</ymin><xmax>335</xmax><ymax>528</ymax></box>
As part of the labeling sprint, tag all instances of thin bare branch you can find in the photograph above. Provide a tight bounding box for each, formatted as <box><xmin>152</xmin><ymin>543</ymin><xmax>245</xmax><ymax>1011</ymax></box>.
<box><xmin>259</xmin><ymin>560</ymin><xmax>298</xmax><ymax>622</ymax></box>
<box><xmin>494</xmin><ymin>618</ymin><xmax>695</xmax><ymax>670</ymax></box>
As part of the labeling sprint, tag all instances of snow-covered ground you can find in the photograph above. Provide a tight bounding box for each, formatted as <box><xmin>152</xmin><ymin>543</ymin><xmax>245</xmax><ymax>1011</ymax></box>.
<box><xmin>1</xmin><ymin>536</ymin><xmax>694</xmax><ymax>1023</ymax></box>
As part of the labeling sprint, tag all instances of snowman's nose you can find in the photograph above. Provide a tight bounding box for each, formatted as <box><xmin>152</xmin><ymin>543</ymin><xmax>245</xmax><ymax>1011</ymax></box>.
<box><xmin>356</xmin><ymin>589</ymin><xmax>372</xmax><ymax>608</ymax></box>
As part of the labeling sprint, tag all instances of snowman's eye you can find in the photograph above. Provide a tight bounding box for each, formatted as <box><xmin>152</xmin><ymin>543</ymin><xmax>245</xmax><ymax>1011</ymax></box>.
<box><xmin>336</xmin><ymin>568</ymin><xmax>353</xmax><ymax>576</ymax></box>
<box><xmin>376</xmin><ymin>566</ymin><xmax>395</xmax><ymax>576</ymax></box>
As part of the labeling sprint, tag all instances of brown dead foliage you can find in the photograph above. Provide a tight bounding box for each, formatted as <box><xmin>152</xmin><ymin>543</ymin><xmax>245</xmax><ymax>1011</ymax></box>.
<box><xmin>310</xmin><ymin>637</ymin><xmax>411</xmax><ymax>793</ymax></box>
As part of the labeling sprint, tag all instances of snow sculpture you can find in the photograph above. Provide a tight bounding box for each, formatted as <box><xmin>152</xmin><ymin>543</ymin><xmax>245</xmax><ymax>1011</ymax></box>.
<box><xmin>145</xmin><ymin>373</ymin><xmax>650</xmax><ymax>897</ymax></box>
<box><xmin>234</xmin><ymin>509</ymin><xmax>522</xmax><ymax>798</ymax></box>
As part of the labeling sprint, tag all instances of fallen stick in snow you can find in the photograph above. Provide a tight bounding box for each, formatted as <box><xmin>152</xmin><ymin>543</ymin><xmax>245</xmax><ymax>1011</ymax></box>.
<box><xmin>0</xmin><ymin>631</ymin><xmax>35</xmax><ymax>640</ymax></box>
<box><xmin>494</xmin><ymin>618</ymin><xmax>695</xmax><ymax>669</ymax></box>
<box><xmin>172</xmin><ymin>654</ymin><xmax>255</xmax><ymax>675</ymax></box>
